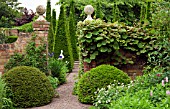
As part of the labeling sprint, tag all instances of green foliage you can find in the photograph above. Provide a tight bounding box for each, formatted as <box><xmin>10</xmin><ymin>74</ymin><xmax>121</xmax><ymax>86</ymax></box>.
<box><xmin>110</xmin><ymin>89</ymin><xmax>155</xmax><ymax>109</ymax></box>
<box><xmin>46</xmin><ymin>0</ymin><xmax>51</xmax><ymax>22</ymax></box>
<box><xmin>52</xmin><ymin>9</ymin><xmax>57</xmax><ymax>34</ymax></box>
<box><xmin>0</xmin><ymin>77</ymin><xmax>14</xmax><ymax>109</ymax></box>
<box><xmin>151</xmin><ymin>1</ymin><xmax>170</xmax><ymax>36</ymax></box>
<box><xmin>54</xmin><ymin>4</ymin><xmax>74</xmax><ymax>72</ymax></box>
<box><xmin>48</xmin><ymin>23</ymin><xmax>55</xmax><ymax>53</ymax></box>
<box><xmin>59</xmin><ymin>0</ymin><xmax>150</xmax><ymax>25</ymax></box>
<box><xmin>132</xmin><ymin>67</ymin><xmax>170</xmax><ymax>92</ymax></box>
<box><xmin>69</xmin><ymin>0</ymin><xmax>79</xmax><ymax>60</ymax></box>
<box><xmin>77</xmin><ymin>19</ymin><xmax>157</xmax><ymax>65</ymax></box>
<box><xmin>94</xmin><ymin>81</ymin><xmax>129</xmax><ymax>109</ymax></box>
<box><xmin>0</xmin><ymin>0</ymin><xmax>21</xmax><ymax>28</ymax></box>
<box><xmin>77</xmin><ymin>64</ymin><xmax>130</xmax><ymax>103</ymax></box>
<box><xmin>93</xmin><ymin>67</ymin><xmax>170</xmax><ymax>109</ymax></box>
<box><xmin>109</xmin><ymin>81</ymin><xmax>170</xmax><ymax>109</ymax></box>
<box><xmin>146</xmin><ymin>1</ymin><xmax>170</xmax><ymax>71</ymax></box>
<box><xmin>13</xmin><ymin>22</ymin><xmax>33</xmax><ymax>32</ymax></box>
<box><xmin>0</xmin><ymin>29</ymin><xmax>7</xmax><ymax>44</ymax></box>
<box><xmin>147</xmin><ymin>37</ymin><xmax>170</xmax><ymax>71</ymax></box>
<box><xmin>0</xmin><ymin>29</ymin><xmax>18</xmax><ymax>44</ymax></box>
<box><xmin>48</xmin><ymin>58</ymin><xmax>68</xmax><ymax>84</ymax></box>
<box><xmin>5</xmin><ymin>36</ymin><xmax>18</xmax><ymax>44</ymax></box>
<box><xmin>112</xmin><ymin>4</ymin><xmax>121</xmax><ymax>22</ymax></box>
<box><xmin>95</xmin><ymin>0</ymin><xmax>103</xmax><ymax>19</ymax></box>
<box><xmin>2</xmin><ymin>66</ymin><xmax>54</xmax><ymax>108</ymax></box>
<box><xmin>4</xmin><ymin>36</ymin><xmax>48</xmax><ymax>74</ymax></box>
<box><xmin>47</xmin><ymin>76</ymin><xmax>59</xmax><ymax>89</ymax></box>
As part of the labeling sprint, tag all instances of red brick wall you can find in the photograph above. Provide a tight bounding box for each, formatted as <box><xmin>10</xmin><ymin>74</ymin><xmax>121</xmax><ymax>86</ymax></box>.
<box><xmin>83</xmin><ymin>52</ymin><xmax>146</xmax><ymax>80</ymax></box>
<box><xmin>0</xmin><ymin>21</ymin><xmax>49</xmax><ymax>74</ymax></box>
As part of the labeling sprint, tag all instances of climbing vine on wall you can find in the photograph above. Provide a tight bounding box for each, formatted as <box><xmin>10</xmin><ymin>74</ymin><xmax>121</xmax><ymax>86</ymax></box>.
<box><xmin>77</xmin><ymin>19</ymin><xmax>158</xmax><ymax>66</ymax></box>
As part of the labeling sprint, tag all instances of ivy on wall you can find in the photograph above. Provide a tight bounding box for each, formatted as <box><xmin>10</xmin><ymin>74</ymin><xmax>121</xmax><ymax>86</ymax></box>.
<box><xmin>77</xmin><ymin>19</ymin><xmax>158</xmax><ymax>66</ymax></box>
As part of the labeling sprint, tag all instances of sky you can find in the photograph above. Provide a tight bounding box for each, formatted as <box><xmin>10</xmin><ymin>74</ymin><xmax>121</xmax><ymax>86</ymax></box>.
<box><xmin>18</xmin><ymin>0</ymin><xmax>60</xmax><ymax>18</ymax></box>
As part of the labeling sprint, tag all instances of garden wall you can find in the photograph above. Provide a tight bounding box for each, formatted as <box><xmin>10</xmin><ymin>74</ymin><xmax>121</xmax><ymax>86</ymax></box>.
<box><xmin>77</xmin><ymin>20</ymin><xmax>154</xmax><ymax>80</ymax></box>
<box><xmin>0</xmin><ymin>21</ymin><xmax>49</xmax><ymax>74</ymax></box>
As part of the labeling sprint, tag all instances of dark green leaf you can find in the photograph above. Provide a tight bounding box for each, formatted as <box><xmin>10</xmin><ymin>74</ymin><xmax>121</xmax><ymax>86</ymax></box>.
<box><xmin>92</xmin><ymin>31</ymin><xmax>99</xmax><ymax>35</ymax></box>
<box><xmin>138</xmin><ymin>43</ymin><xmax>144</xmax><ymax>48</ymax></box>
<box><xmin>122</xmin><ymin>35</ymin><xmax>128</xmax><ymax>39</ymax></box>
<box><xmin>119</xmin><ymin>28</ymin><xmax>127</xmax><ymax>33</ymax></box>
<box><xmin>85</xmin><ymin>33</ymin><xmax>92</xmax><ymax>38</ymax></box>
<box><xmin>100</xmin><ymin>47</ymin><xmax>108</xmax><ymax>52</ymax></box>
<box><xmin>97</xmin><ymin>43</ymin><xmax>103</xmax><ymax>47</ymax></box>
<box><xmin>84</xmin><ymin>58</ymin><xmax>91</xmax><ymax>63</ymax></box>
<box><xmin>95</xmin><ymin>37</ymin><xmax>103</xmax><ymax>41</ymax></box>
<box><xmin>113</xmin><ymin>41</ymin><xmax>119</xmax><ymax>50</ymax></box>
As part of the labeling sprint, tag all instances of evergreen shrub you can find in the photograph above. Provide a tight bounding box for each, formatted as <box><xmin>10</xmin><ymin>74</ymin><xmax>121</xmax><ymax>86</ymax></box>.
<box><xmin>48</xmin><ymin>58</ymin><xmax>68</xmax><ymax>84</ymax></box>
<box><xmin>77</xmin><ymin>64</ymin><xmax>131</xmax><ymax>104</ymax></box>
<box><xmin>54</xmin><ymin>5</ymin><xmax>74</xmax><ymax>72</ymax></box>
<box><xmin>2</xmin><ymin>66</ymin><xmax>54</xmax><ymax>108</ymax></box>
<box><xmin>69</xmin><ymin>0</ymin><xmax>78</xmax><ymax>60</ymax></box>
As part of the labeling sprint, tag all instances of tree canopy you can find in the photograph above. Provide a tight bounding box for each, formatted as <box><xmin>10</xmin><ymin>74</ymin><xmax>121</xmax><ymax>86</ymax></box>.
<box><xmin>0</xmin><ymin>0</ymin><xmax>22</xmax><ymax>27</ymax></box>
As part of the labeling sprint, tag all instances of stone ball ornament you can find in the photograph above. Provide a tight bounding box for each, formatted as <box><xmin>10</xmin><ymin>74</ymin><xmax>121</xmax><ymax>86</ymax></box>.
<box><xmin>84</xmin><ymin>5</ymin><xmax>94</xmax><ymax>21</ymax></box>
<box><xmin>36</xmin><ymin>5</ymin><xmax>46</xmax><ymax>21</ymax></box>
<box><xmin>84</xmin><ymin>5</ymin><xmax>94</xmax><ymax>15</ymax></box>
<box><xmin>36</xmin><ymin>5</ymin><xmax>46</xmax><ymax>15</ymax></box>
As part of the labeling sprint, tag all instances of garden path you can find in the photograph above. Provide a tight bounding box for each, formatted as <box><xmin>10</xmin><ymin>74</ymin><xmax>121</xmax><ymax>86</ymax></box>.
<box><xmin>28</xmin><ymin>61</ymin><xmax>91</xmax><ymax>109</ymax></box>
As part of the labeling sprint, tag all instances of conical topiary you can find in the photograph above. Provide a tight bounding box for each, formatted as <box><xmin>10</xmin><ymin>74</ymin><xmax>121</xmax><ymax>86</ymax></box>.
<box><xmin>48</xmin><ymin>23</ymin><xmax>54</xmax><ymax>53</ymax></box>
<box><xmin>52</xmin><ymin>9</ymin><xmax>56</xmax><ymax>34</ymax></box>
<box><xmin>46</xmin><ymin>0</ymin><xmax>51</xmax><ymax>22</ymax></box>
<box><xmin>69</xmin><ymin>0</ymin><xmax>78</xmax><ymax>60</ymax></box>
<box><xmin>54</xmin><ymin>5</ymin><xmax>73</xmax><ymax>72</ymax></box>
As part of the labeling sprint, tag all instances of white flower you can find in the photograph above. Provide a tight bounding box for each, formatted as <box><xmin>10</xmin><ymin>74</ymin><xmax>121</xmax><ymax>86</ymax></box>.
<box><xmin>107</xmin><ymin>85</ymin><xmax>111</xmax><ymax>89</ymax></box>
<box><xmin>165</xmin><ymin>77</ymin><xmax>168</xmax><ymax>83</ymax></box>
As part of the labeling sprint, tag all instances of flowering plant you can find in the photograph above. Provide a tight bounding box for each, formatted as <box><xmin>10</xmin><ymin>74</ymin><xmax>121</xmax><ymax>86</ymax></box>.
<box><xmin>94</xmin><ymin>80</ymin><xmax>131</xmax><ymax>109</ymax></box>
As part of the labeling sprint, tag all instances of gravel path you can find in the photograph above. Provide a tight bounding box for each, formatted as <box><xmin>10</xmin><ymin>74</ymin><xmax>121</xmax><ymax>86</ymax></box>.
<box><xmin>29</xmin><ymin>61</ymin><xmax>91</xmax><ymax>109</ymax></box>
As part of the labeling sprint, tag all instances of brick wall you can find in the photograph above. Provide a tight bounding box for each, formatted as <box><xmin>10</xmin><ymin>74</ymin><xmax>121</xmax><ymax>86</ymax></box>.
<box><xmin>83</xmin><ymin>51</ymin><xmax>146</xmax><ymax>80</ymax></box>
<box><xmin>0</xmin><ymin>21</ymin><xmax>49</xmax><ymax>74</ymax></box>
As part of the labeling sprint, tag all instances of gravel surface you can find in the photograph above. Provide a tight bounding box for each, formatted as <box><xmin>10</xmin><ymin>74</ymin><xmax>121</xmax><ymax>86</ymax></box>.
<box><xmin>28</xmin><ymin>62</ymin><xmax>91</xmax><ymax>109</ymax></box>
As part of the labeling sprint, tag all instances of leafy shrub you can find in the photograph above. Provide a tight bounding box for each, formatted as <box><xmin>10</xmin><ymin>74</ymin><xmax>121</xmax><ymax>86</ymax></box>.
<box><xmin>131</xmin><ymin>67</ymin><xmax>170</xmax><ymax>92</ymax></box>
<box><xmin>48</xmin><ymin>58</ymin><xmax>68</xmax><ymax>84</ymax></box>
<box><xmin>77</xmin><ymin>19</ymin><xmax>157</xmax><ymax>65</ymax></box>
<box><xmin>4</xmin><ymin>36</ymin><xmax>48</xmax><ymax>74</ymax></box>
<box><xmin>93</xmin><ymin>67</ymin><xmax>170</xmax><ymax>109</ymax></box>
<box><xmin>77</xmin><ymin>64</ymin><xmax>131</xmax><ymax>103</ymax></box>
<box><xmin>147</xmin><ymin>37</ymin><xmax>170</xmax><ymax>71</ymax></box>
<box><xmin>0</xmin><ymin>77</ymin><xmax>14</xmax><ymax>109</ymax></box>
<box><xmin>2</xmin><ymin>66</ymin><xmax>54</xmax><ymax>108</ymax></box>
<box><xmin>48</xmin><ymin>76</ymin><xmax>59</xmax><ymax>89</ymax></box>
<box><xmin>0</xmin><ymin>29</ymin><xmax>7</xmax><ymax>44</ymax></box>
<box><xmin>14</xmin><ymin>8</ymin><xmax>35</xmax><ymax>26</ymax></box>
<box><xmin>94</xmin><ymin>81</ymin><xmax>130</xmax><ymax>109</ymax></box>
<box><xmin>110</xmin><ymin>89</ymin><xmax>154</xmax><ymax>109</ymax></box>
<box><xmin>13</xmin><ymin>22</ymin><xmax>33</xmax><ymax>32</ymax></box>
<box><xmin>109</xmin><ymin>81</ymin><xmax>170</xmax><ymax>109</ymax></box>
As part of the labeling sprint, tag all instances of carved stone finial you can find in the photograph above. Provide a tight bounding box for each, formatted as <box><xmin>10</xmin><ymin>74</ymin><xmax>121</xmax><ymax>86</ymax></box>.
<box><xmin>84</xmin><ymin>5</ymin><xmax>94</xmax><ymax>21</ymax></box>
<box><xmin>36</xmin><ymin>5</ymin><xmax>46</xmax><ymax>21</ymax></box>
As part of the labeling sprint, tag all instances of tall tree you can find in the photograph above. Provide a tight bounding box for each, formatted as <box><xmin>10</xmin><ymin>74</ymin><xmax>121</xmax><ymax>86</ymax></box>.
<box><xmin>0</xmin><ymin>0</ymin><xmax>22</xmax><ymax>27</ymax></box>
<box><xmin>69</xmin><ymin>0</ymin><xmax>78</xmax><ymax>60</ymax></box>
<box><xmin>52</xmin><ymin>9</ymin><xmax>56</xmax><ymax>34</ymax></box>
<box><xmin>48</xmin><ymin>23</ymin><xmax>54</xmax><ymax>53</ymax></box>
<box><xmin>54</xmin><ymin>5</ymin><xmax>74</xmax><ymax>72</ymax></box>
<box><xmin>46</xmin><ymin>0</ymin><xmax>51</xmax><ymax>22</ymax></box>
